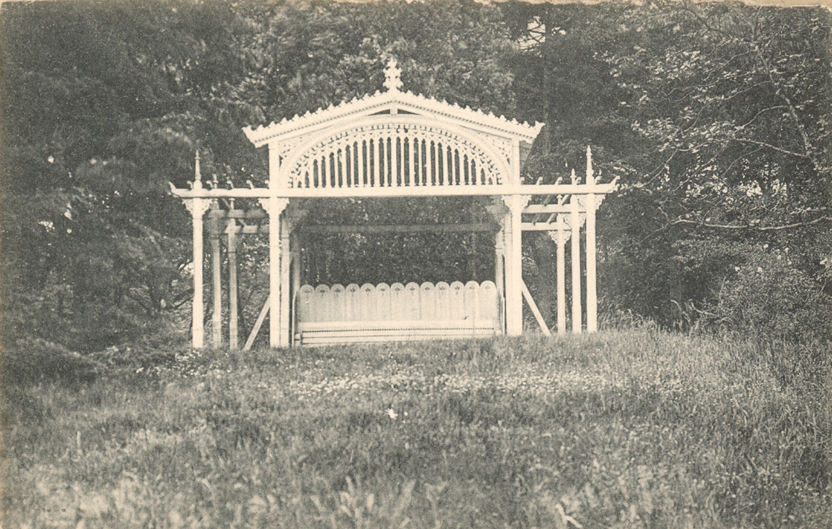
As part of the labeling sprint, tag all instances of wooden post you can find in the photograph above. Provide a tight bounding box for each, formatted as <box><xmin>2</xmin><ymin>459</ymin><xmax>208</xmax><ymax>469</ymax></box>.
<box><xmin>210</xmin><ymin>211</ymin><xmax>222</xmax><ymax>348</ymax></box>
<box><xmin>228</xmin><ymin>223</ymin><xmax>239</xmax><ymax>350</ymax></box>
<box><xmin>279</xmin><ymin>216</ymin><xmax>292</xmax><ymax>347</ymax></box>
<box><xmin>570</xmin><ymin>170</ymin><xmax>582</xmax><ymax>334</ymax></box>
<box><xmin>503</xmin><ymin>194</ymin><xmax>530</xmax><ymax>336</ymax></box>
<box><xmin>185</xmin><ymin>152</ymin><xmax>211</xmax><ymax>349</ymax></box>
<box><xmin>585</xmin><ymin>147</ymin><xmax>598</xmax><ymax>332</ymax></box>
<box><xmin>261</xmin><ymin>197</ymin><xmax>289</xmax><ymax>348</ymax></box>
<box><xmin>494</xmin><ymin>225</ymin><xmax>505</xmax><ymax>334</ymax></box>
<box><xmin>551</xmin><ymin>215</ymin><xmax>567</xmax><ymax>335</ymax></box>
<box><xmin>291</xmin><ymin>231</ymin><xmax>301</xmax><ymax>345</ymax></box>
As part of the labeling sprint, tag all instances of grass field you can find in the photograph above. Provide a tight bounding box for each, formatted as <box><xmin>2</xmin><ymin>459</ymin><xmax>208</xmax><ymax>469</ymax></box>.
<box><xmin>2</xmin><ymin>326</ymin><xmax>831</xmax><ymax>528</ymax></box>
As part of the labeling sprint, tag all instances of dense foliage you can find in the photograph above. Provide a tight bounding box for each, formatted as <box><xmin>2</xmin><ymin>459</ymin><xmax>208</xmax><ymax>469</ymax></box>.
<box><xmin>2</xmin><ymin>0</ymin><xmax>830</xmax><ymax>351</ymax></box>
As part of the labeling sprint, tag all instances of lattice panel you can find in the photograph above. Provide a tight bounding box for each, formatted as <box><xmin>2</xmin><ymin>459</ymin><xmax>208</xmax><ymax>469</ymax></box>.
<box><xmin>289</xmin><ymin>124</ymin><xmax>505</xmax><ymax>190</ymax></box>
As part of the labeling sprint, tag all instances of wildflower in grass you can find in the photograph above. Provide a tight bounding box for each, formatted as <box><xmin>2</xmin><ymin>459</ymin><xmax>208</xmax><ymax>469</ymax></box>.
<box><xmin>387</xmin><ymin>407</ymin><xmax>398</xmax><ymax>420</ymax></box>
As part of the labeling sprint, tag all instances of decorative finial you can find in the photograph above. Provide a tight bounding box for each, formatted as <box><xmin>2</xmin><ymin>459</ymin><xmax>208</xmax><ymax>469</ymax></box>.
<box><xmin>571</xmin><ymin>168</ymin><xmax>578</xmax><ymax>184</ymax></box>
<box><xmin>383</xmin><ymin>59</ymin><xmax>403</xmax><ymax>92</ymax></box>
<box><xmin>194</xmin><ymin>151</ymin><xmax>202</xmax><ymax>190</ymax></box>
<box><xmin>586</xmin><ymin>146</ymin><xmax>594</xmax><ymax>184</ymax></box>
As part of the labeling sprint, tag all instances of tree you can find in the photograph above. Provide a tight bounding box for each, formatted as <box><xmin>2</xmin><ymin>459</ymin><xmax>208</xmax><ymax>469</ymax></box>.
<box><xmin>594</xmin><ymin>1</ymin><xmax>832</xmax><ymax>335</ymax></box>
<box><xmin>0</xmin><ymin>0</ymin><xmax>259</xmax><ymax>350</ymax></box>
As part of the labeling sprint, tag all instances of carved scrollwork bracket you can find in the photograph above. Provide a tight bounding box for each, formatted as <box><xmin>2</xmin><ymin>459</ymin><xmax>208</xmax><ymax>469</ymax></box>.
<box><xmin>184</xmin><ymin>198</ymin><xmax>212</xmax><ymax>219</ymax></box>
<box><xmin>258</xmin><ymin>197</ymin><xmax>290</xmax><ymax>216</ymax></box>
<box><xmin>500</xmin><ymin>194</ymin><xmax>531</xmax><ymax>216</ymax></box>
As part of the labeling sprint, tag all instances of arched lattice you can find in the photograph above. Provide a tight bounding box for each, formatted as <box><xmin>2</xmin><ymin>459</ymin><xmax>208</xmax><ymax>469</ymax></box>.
<box><xmin>286</xmin><ymin>121</ymin><xmax>507</xmax><ymax>190</ymax></box>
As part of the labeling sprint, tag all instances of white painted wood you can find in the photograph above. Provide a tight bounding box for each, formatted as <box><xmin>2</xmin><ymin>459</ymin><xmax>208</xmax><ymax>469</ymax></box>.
<box><xmin>420</xmin><ymin>282</ymin><xmax>436</xmax><ymax>320</ymax></box>
<box><xmin>191</xmin><ymin>200</ymin><xmax>206</xmax><ymax>349</ymax></box>
<box><xmin>376</xmin><ymin>283</ymin><xmax>391</xmax><ymax>320</ymax></box>
<box><xmin>346</xmin><ymin>284</ymin><xmax>361</xmax><ymax>321</ymax></box>
<box><xmin>556</xmin><ymin>217</ymin><xmax>567</xmax><ymax>335</ymax></box>
<box><xmin>585</xmin><ymin>147</ymin><xmax>598</xmax><ymax>332</ymax></box>
<box><xmin>361</xmin><ymin>283</ymin><xmax>376</xmax><ymax>321</ymax></box>
<box><xmin>479</xmin><ymin>281</ymin><xmax>499</xmax><ymax>324</ymax></box>
<box><xmin>571</xmin><ymin>190</ymin><xmax>582</xmax><ymax>334</ymax></box>
<box><xmin>503</xmin><ymin>194</ymin><xmax>530</xmax><ymax>336</ymax></box>
<box><xmin>170</xmin><ymin>53</ymin><xmax>624</xmax><ymax>349</ymax></box>
<box><xmin>172</xmin><ymin>182</ymin><xmax>617</xmax><ymax>200</ymax></box>
<box><xmin>268</xmin><ymin>143</ymin><xmax>280</xmax><ymax>188</ymax></box>
<box><xmin>464</xmin><ymin>281</ymin><xmax>479</xmax><ymax>320</ymax></box>
<box><xmin>391</xmin><ymin>283</ymin><xmax>406</xmax><ymax>320</ymax></box>
<box><xmin>290</xmin><ymin>231</ymin><xmax>301</xmax><ymax>345</ymax></box>
<box><xmin>184</xmin><ymin>191</ymin><xmax>212</xmax><ymax>348</ymax></box>
<box><xmin>449</xmin><ymin>281</ymin><xmax>465</xmax><ymax>321</ymax></box>
<box><xmin>244</xmin><ymin>294</ymin><xmax>270</xmax><ymax>351</ymax></box>
<box><xmin>392</xmin><ymin>135</ymin><xmax>399</xmax><ymax>186</ymax></box>
<box><xmin>298</xmin><ymin>285</ymin><xmax>315</xmax><ymax>323</ymax></box>
<box><xmin>211</xmin><ymin>230</ymin><xmax>222</xmax><ymax>347</ymax></box>
<box><xmin>331</xmin><ymin>284</ymin><xmax>346</xmax><ymax>322</ymax></box>
<box><xmin>228</xmin><ymin>228</ymin><xmax>239</xmax><ymax>350</ymax></box>
<box><xmin>295</xmin><ymin>280</ymin><xmax>501</xmax><ymax>344</ymax></box>
<box><xmin>315</xmin><ymin>285</ymin><xmax>331</xmax><ymax>322</ymax></box>
<box><xmin>521</xmin><ymin>280</ymin><xmax>551</xmax><ymax>337</ymax></box>
<box><xmin>405</xmin><ymin>282</ymin><xmax>421</xmax><ymax>320</ymax></box>
<box><xmin>435</xmin><ymin>281</ymin><xmax>450</xmax><ymax>321</ymax></box>
<box><xmin>263</xmin><ymin>197</ymin><xmax>289</xmax><ymax>347</ymax></box>
<box><xmin>279</xmin><ymin>219</ymin><xmax>291</xmax><ymax>347</ymax></box>
<box><xmin>411</xmin><ymin>137</ymin><xmax>417</xmax><ymax>186</ymax></box>
<box><xmin>440</xmin><ymin>143</ymin><xmax>447</xmax><ymax>186</ymax></box>
<box><xmin>373</xmin><ymin>138</ymin><xmax>380</xmax><ymax>187</ymax></box>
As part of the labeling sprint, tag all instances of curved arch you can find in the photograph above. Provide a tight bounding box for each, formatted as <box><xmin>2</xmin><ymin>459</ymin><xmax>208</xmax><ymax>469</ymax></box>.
<box><xmin>278</xmin><ymin>114</ymin><xmax>511</xmax><ymax>189</ymax></box>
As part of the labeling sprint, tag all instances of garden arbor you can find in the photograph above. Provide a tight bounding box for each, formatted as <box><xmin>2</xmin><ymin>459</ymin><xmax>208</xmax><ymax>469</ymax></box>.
<box><xmin>171</xmin><ymin>61</ymin><xmax>616</xmax><ymax>348</ymax></box>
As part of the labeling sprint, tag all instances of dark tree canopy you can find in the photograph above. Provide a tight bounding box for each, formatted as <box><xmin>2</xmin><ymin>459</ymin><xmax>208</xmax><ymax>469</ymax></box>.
<box><xmin>2</xmin><ymin>0</ymin><xmax>830</xmax><ymax>351</ymax></box>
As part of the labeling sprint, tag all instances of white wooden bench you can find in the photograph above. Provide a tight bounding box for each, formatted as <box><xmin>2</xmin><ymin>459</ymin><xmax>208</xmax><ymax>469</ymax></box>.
<box><xmin>295</xmin><ymin>280</ymin><xmax>501</xmax><ymax>345</ymax></box>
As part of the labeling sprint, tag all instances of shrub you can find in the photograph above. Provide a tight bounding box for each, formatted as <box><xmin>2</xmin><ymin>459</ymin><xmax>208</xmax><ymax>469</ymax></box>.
<box><xmin>1</xmin><ymin>338</ymin><xmax>101</xmax><ymax>385</ymax></box>
<box><xmin>702</xmin><ymin>246</ymin><xmax>832</xmax><ymax>343</ymax></box>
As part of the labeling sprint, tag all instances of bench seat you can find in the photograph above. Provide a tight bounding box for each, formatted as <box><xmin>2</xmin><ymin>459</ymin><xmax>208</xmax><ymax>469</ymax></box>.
<box><xmin>296</xmin><ymin>319</ymin><xmax>498</xmax><ymax>345</ymax></box>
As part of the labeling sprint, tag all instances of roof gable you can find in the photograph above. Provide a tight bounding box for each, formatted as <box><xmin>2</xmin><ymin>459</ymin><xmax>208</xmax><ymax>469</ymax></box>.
<box><xmin>244</xmin><ymin>60</ymin><xmax>543</xmax><ymax>148</ymax></box>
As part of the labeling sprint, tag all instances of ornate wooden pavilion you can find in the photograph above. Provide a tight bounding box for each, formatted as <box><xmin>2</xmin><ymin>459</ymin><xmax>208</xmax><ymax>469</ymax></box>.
<box><xmin>171</xmin><ymin>60</ymin><xmax>617</xmax><ymax>348</ymax></box>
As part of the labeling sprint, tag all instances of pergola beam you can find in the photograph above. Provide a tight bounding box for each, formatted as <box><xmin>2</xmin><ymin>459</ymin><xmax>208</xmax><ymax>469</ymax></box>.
<box><xmin>171</xmin><ymin>183</ymin><xmax>616</xmax><ymax>200</ymax></box>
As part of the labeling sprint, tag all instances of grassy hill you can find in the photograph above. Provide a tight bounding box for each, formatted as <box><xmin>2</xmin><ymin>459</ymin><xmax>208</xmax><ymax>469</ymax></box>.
<box><xmin>2</xmin><ymin>326</ymin><xmax>830</xmax><ymax>528</ymax></box>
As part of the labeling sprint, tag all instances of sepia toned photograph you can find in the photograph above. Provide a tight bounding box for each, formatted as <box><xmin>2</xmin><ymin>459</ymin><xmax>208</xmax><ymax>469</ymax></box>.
<box><xmin>1</xmin><ymin>0</ymin><xmax>830</xmax><ymax>526</ymax></box>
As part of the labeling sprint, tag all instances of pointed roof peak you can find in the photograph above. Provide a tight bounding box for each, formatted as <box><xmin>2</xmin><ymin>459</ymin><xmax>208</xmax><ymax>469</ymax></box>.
<box><xmin>383</xmin><ymin>58</ymin><xmax>403</xmax><ymax>92</ymax></box>
<box><xmin>243</xmin><ymin>61</ymin><xmax>544</xmax><ymax>146</ymax></box>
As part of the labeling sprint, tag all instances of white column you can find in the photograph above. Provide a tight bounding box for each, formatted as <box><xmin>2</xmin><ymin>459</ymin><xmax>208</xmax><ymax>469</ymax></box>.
<box><xmin>486</xmin><ymin>200</ymin><xmax>508</xmax><ymax>334</ymax></box>
<box><xmin>261</xmin><ymin>197</ymin><xmax>289</xmax><ymax>348</ymax></box>
<box><xmin>279</xmin><ymin>216</ymin><xmax>292</xmax><ymax>347</ymax></box>
<box><xmin>210</xmin><ymin>210</ymin><xmax>222</xmax><ymax>348</ymax></box>
<box><xmin>551</xmin><ymin>216</ymin><xmax>567</xmax><ymax>335</ymax></box>
<box><xmin>570</xmin><ymin>171</ymin><xmax>582</xmax><ymax>334</ymax></box>
<box><xmin>495</xmin><ymin>221</ymin><xmax>506</xmax><ymax>333</ymax></box>
<box><xmin>228</xmin><ymin>224</ymin><xmax>239</xmax><ymax>350</ymax></box>
<box><xmin>185</xmin><ymin>198</ymin><xmax>211</xmax><ymax>348</ymax></box>
<box><xmin>585</xmin><ymin>147</ymin><xmax>598</xmax><ymax>333</ymax></box>
<box><xmin>571</xmin><ymin>207</ymin><xmax>582</xmax><ymax>333</ymax></box>
<box><xmin>502</xmin><ymin>194</ymin><xmax>531</xmax><ymax>336</ymax></box>
<box><xmin>291</xmin><ymin>231</ymin><xmax>302</xmax><ymax>345</ymax></box>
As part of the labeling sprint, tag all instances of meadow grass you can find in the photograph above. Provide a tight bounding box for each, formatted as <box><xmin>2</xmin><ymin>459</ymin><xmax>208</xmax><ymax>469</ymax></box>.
<box><xmin>2</xmin><ymin>326</ymin><xmax>831</xmax><ymax>528</ymax></box>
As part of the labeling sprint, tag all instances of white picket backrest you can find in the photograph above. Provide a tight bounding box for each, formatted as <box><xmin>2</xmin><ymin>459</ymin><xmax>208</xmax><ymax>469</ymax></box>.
<box><xmin>296</xmin><ymin>280</ymin><xmax>498</xmax><ymax>325</ymax></box>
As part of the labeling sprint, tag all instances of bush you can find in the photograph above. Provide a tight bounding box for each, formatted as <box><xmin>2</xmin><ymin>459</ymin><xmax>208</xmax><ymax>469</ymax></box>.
<box><xmin>2</xmin><ymin>338</ymin><xmax>101</xmax><ymax>385</ymax></box>
<box><xmin>702</xmin><ymin>246</ymin><xmax>832</xmax><ymax>343</ymax></box>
